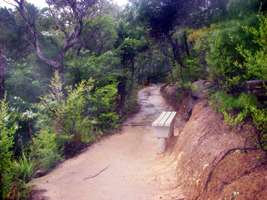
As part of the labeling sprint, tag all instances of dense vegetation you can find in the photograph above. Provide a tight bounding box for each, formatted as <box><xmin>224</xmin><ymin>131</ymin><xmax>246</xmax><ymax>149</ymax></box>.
<box><xmin>134</xmin><ymin>0</ymin><xmax>267</xmax><ymax>147</ymax></box>
<box><xmin>0</xmin><ymin>0</ymin><xmax>266</xmax><ymax>199</ymax></box>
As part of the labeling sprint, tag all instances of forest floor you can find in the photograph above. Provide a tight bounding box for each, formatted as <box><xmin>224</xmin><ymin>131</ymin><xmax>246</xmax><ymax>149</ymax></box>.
<box><xmin>31</xmin><ymin>85</ymin><xmax>184</xmax><ymax>200</ymax></box>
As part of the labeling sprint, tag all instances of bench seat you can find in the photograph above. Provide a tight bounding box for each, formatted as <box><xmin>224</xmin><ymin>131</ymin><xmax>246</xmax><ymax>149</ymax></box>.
<box><xmin>152</xmin><ymin>111</ymin><xmax>176</xmax><ymax>153</ymax></box>
<box><xmin>152</xmin><ymin>111</ymin><xmax>176</xmax><ymax>138</ymax></box>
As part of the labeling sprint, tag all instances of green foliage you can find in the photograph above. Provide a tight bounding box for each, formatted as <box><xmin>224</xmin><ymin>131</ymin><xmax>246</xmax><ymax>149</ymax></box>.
<box><xmin>37</xmin><ymin>72</ymin><xmax>120</xmax><ymax>157</ymax></box>
<box><xmin>63</xmin><ymin>80</ymin><xmax>94</xmax><ymax>142</ymax></box>
<box><xmin>211</xmin><ymin>91</ymin><xmax>267</xmax><ymax>149</ymax></box>
<box><xmin>1</xmin><ymin>1</ymin><xmax>266</xmax><ymax>199</ymax></box>
<box><xmin>119</xmin><ymin>38</ymin><xmax>147</xmax><ymax>64</ymax></box>
<box><xmin>0</xmin><ymin>99</ymin><xmax>17</xmax><ymax>198</ymax></box>
<box><xmin>118</xmin><ymin>37</ymin><xmax>148</xmax><ymax>84</ymax></box>
<box><xmin>90</xmin><ymin>83</ymin><xmax>119</xmax><ymax>131</ymax></box>
<box><xmin>0</xmin><ymin>2</ymin><xmax>154</xmax><ymax>199</ymax></box>
<box><xmin>211</xmin><ymin>91</ymin><xmax>257</xmax><ymax>125</ymax></box>
<box><xmin>0</xmin><ymin>100</ymin><xmax>34</xmax><ymax>200</ymax></box>
<box><xmin>190</xmin><ymin>13</ymin><xmax>267</xmax><ymax>151</ymax></box>
<box><xmin>66</xmin><ymin>51</ymin><xmax>120</xmax><ymax>84</ymax></box>
<box><xmin>183</xmin><ymin>56</ymin><xmax>206</xmax><ymax>82</ymax></box>
<box><xmin>30</xmin><ymin>129</ymin><xmax>62</xmax><ymax>170</ymax></box>
<box><xmin>227</xmin><ymin>0</ymin><xmax>261</xmax><ymax>19</ymax></box>
<box><xmin>122</xmin><ymin>87</ymin><xmax>139</xmax><ymax>117</ymax></box>
<box><xmin>194</xmin><ymin>15</ymin><xmax>266</xmax><ymax>92</ymax></box>
<box><xmin>7</xmin><ymin>56</ymin><xmax>48</xmax><ymax>103</ymax></box>
<box><xmin>237</xmin><ymin>15</ymin><xmax>267</xmax><ymax>80</ymax></box>
<box><xmin>14</xmin><ymin>153</ymin><xmax>34</xmax><ymax>183</ymax></box>
<box><xmin>36</xmin><ymin>71</ymin><xmax>64</xmax><ymax>129</ymax></box>
<box><xmin>37</xmin><ymin>73</ymin><xmax>94</xmax><ymax>143</ymax></box>
<box><xmin>82</xmin><ymin>16</ymin><xmax>118</xmax><ymax>55</ymax></box>
<box><xmin>204</xmin><ymin>19</ymin><xmax>256</xmax><ymax>91</ymax></box>
<box><xmin>0</xmin><ymin>7</ymin><xmax>30</xmax><ymax>57</ymax></box>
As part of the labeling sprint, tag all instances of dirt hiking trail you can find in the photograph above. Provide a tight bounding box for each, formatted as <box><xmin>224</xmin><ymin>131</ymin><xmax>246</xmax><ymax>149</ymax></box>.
<box><xmin>32</xmin><ymin>85</ymin><xmax>184</xmax><ymax>200</ymax></box>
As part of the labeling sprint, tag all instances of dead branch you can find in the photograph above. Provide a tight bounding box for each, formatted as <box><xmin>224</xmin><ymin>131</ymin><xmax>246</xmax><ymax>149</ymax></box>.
<box><xmin>83</xmin><ymin>165</ymin><xmax>110</xmax><ymax>180</ymax></box>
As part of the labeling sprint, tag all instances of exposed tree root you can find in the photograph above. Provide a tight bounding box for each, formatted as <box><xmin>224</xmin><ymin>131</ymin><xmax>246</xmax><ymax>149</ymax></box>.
<box><xmin>202</xmin><ymin>147</ymin><xmax>259</xmax><ymax>195</ymax></box>
<box><xmin>219</xmin><ymin>161</ymin><xmax>267</xmax><ymax>192</ymax></box>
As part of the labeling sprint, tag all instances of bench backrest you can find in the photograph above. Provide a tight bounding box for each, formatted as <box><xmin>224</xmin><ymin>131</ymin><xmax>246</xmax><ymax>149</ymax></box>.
<box><xmin>152</xmin><ymin>111</ymin><xmax>176</xmax><ymax>127</ymax></box>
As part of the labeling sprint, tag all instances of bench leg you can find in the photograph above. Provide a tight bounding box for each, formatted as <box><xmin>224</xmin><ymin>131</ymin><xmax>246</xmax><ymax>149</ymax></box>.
<box><xmin>157</xmin><ymin>138</ymin><xmax>166</xmax><ymax>154</ymax></box>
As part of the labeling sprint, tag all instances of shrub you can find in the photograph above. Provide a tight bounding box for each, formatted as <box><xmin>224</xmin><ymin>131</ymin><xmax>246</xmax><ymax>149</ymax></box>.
<box><xmin>36</xmin><ymin>71</ymin><xmax>65</xmax><ymax>132</ymax></box>
<box><xmin>30</xmin><ymin>129</ymin><xmax>62</xmax><ymax>170</ymax></box>
<box><xmin>211</xmin><ymin>91</ymin><xmax>256</xmax><ymax>125</ymax></box>
<box><xmin>192</xmin><ymin>17</ymin><xmax>258</xmax><ymax>92</ymax></box>
<box><xmin>37</xmin><ymin>72</ymin><xmax>120</xmax><ymax>157</ymax></box>
<box><xmin>90</xmin><ymin>83</ymin><xmax>119</xmax><ymax>131</ymax></box>
<box><xmin>211</xmin><ymin>91</ymin><xmax>267</xmax><ymax>149</ymax></box>
<box><xmin>63</xmin><ymin>80</ymin><xmax>95</xmax><ymax>143</ymax></box>
<box><xmin>237</xmin><ymin>15</ymin><xmax>267</xmax><ymax>80</ymax></box>
<box><xmin>121</xmin><ymin>86</ymin><xmax>139</xmax><ymax>118</ymax></box>
<box><xmin>14</xmin><ymin>153</ymin><xmax>34</xmax><ymax>183</ymax></box>
<box><xmin>206</xmin><ymin>21</ymin><xmax>250</xmax><ymax>91</ymax></box>
<box><xmin>183</xmin><ymin>56</ymin><xmax>206</xmax><ymax>82</ymax></box>
<box><xmin>0</xmin><ymin>99</ymin><xmax>17</xmax><ymax>199</ymax></box>
<box><xmin>37</xmin><ymin>73</ymin><xmax>95</xmax><ymax>147</ymax></box>
<box><xmin>206</xmin><ymin>16</ymin><xmax>267</xmax><ymax>150</ymax></box>
<box><xmin>66</xmin><ymin>51</ymin><xmax>120</xmax><ymax>85</ymax></box>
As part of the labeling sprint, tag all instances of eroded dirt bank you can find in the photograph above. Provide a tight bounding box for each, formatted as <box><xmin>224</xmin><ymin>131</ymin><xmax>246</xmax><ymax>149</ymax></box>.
<box><xmin>31</xmin><ymin>85</ymin><xmax>184</xmax><ymax>200</ymax></box>
<box><xmin>162</xmin><ymin>85</ymin><xmax>267</xmax><ymax>200</ymax></box>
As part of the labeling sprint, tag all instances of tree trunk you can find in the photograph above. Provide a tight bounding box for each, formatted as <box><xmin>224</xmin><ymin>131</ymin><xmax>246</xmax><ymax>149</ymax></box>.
<box><xmin>167</xmin><ymin>34</ymin><xmax>185</xmax><ymax>83</ymax></box>
<box><xmin>131</xmin><ymin>58</ymin><xmax>135</xmax><ymax>81</ymax></box>
<box><xmin>183</xmin><ymin>32</ymin><xmax>190</xmax><ymax>57</ymax></box>
<box><xmin>0</xmin><ymin>50</ymin><xmax>6</xmax><ymax>99</ymax></box>
<box><xmin>36</xmin><ymin>40</ymin><xmax>65</xmax><ymax>81</ymax></box>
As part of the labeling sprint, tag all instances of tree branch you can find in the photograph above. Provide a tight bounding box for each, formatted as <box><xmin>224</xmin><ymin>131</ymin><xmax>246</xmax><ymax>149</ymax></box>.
<box><xmin>14</xmin><ymin>0</ymin><xmax>98</xmax><ymax>72</ymax></box>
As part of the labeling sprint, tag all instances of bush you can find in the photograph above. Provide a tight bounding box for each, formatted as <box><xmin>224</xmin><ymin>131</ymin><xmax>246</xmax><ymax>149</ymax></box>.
<box><xmin>183</xmin><ymin>56</ymin><xmax>206</xmax><ymax>82</ymax></box>
<box><xmin>37</xmin><ymin>72</ymin><xmax>121</xmax><ymax>157</ymax></box>
<box><xmin>37</xmin><ymin>73</ymin><xmax>94</xmax><ymax>146</ymax></box>
<box><xmin>30</xmin><ymin>129</ymin><xmax>62</xmax><ymax>170</ymax></box>
<box><xmin>63</xmin><ymin>80</ymin><xmax>95</xmax><ymax>143</ymax></box>
<box><xmin>90</xmin><ymin>83</ymin><xmax>119</xmax><ymax>131</ymax></box>
<box><xmin>206</xmin><ymin>21</ymin><xmax>250</xmax><ymax>91</ymax></box>
<box><xmin>237</xmin><ymin>15</ymin><xmax>267</xmax><ymax>80</ymax></box>
<box><xmin>211</xmin><ymin>91</ymin><xmax>257</xmax><ymax>125</ymax></box>
<box><xmin>0</xmin><ymin>99</ymin><xmax>17</xmax><ymax>199</ymax></box>
<box><xmin>66</xmin><ymin>51</ymin><xmax>120</xmax><ymax>85</ymax></box>
<box><xmin>211</xmin><ymin>91</ymin><xmax>267</xmax><ymax>149</ymax></box>
<box><xmin>14</xmin><ymin>153</ymin><xmax>34</xmax><ymax>183</ymax></box>
<box><xmin>192</xmin><ymin>17</ymin><xmax>258</xmax><ymax>92</ymax></box>
<box><xmin>205</xmin><ymin>15</ymin><xmax>267</xmax><ymax>149</ymax></box>
<box><xmin>122</xmin><ymin>86</ymin><xmax>139</xmax><ymax>118</ymax></box>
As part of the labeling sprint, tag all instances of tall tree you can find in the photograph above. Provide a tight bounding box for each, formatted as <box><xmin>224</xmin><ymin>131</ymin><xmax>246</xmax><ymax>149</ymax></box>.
<box><xmin>0</xmin><ymin>7</ymin><xmax>30</xmax><ymax>99</ymax></box>
<box><xmin>135</xmin><ymin>0</ymin><xmax>223</xmax><ymax>82</ymax></box>
<box><xmin>9</xmin><ymin>0</ymin><xmax>98</xmax><ymax>79</ymax></box>
<box><xmin>0</xmin><ymin>49</ymin><xmax>5</xmax><ymax>99</ymax></box>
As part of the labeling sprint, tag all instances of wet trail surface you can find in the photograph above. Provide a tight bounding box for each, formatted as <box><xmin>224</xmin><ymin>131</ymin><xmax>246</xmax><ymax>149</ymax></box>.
<box><xmin>32</xmin><ymin>85</ymin><xmax>183</xmax><ymax>200</ymax></box>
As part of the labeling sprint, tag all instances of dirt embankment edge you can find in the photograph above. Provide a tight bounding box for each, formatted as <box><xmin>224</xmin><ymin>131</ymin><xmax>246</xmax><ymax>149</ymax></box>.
<box><xmin>161</xmin><ymin>84</ymin><xmax>267</xmax><ymax>200</ymax></box>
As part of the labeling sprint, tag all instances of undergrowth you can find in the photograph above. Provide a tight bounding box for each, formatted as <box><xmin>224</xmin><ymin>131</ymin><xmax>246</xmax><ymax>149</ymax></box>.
<box><xmin>211</xmin><ymin>91</ymin><xmax>267</xmax><ymax>150</ymax></box>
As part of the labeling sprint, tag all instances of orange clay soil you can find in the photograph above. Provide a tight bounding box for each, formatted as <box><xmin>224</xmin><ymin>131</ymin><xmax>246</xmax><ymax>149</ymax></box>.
<box><xmin>162</xmin><ymin>85</ymin><xmax>267</xmax><ymax>200</ymax></box>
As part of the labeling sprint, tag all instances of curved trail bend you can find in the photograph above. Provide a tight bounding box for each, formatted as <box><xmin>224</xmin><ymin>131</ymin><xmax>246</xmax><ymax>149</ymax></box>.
<box><xmin>32</xmin><ymin>85</ymin><xmax>183</xmax><ymax>200</ymax></box>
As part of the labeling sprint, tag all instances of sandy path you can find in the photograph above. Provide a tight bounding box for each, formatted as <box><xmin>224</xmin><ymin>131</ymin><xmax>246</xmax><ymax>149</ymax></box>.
<box><xmin>32</xmin><ymin>85</ymin><xmax>184</xmax><ymax>200</ymax></box>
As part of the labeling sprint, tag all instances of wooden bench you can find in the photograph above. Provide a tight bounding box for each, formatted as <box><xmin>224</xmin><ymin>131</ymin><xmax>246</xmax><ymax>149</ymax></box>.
<box><xmin>152</xmin><ymin>111</ymin><xmax>176</xmax><ymax>153</ymax></box>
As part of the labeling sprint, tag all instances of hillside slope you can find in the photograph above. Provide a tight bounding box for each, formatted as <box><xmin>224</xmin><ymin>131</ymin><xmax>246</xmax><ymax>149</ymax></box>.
<box><xmin>162</xmin><ymin>85</ymin><xmax>267</xmax><ymax>200</ymax></box>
